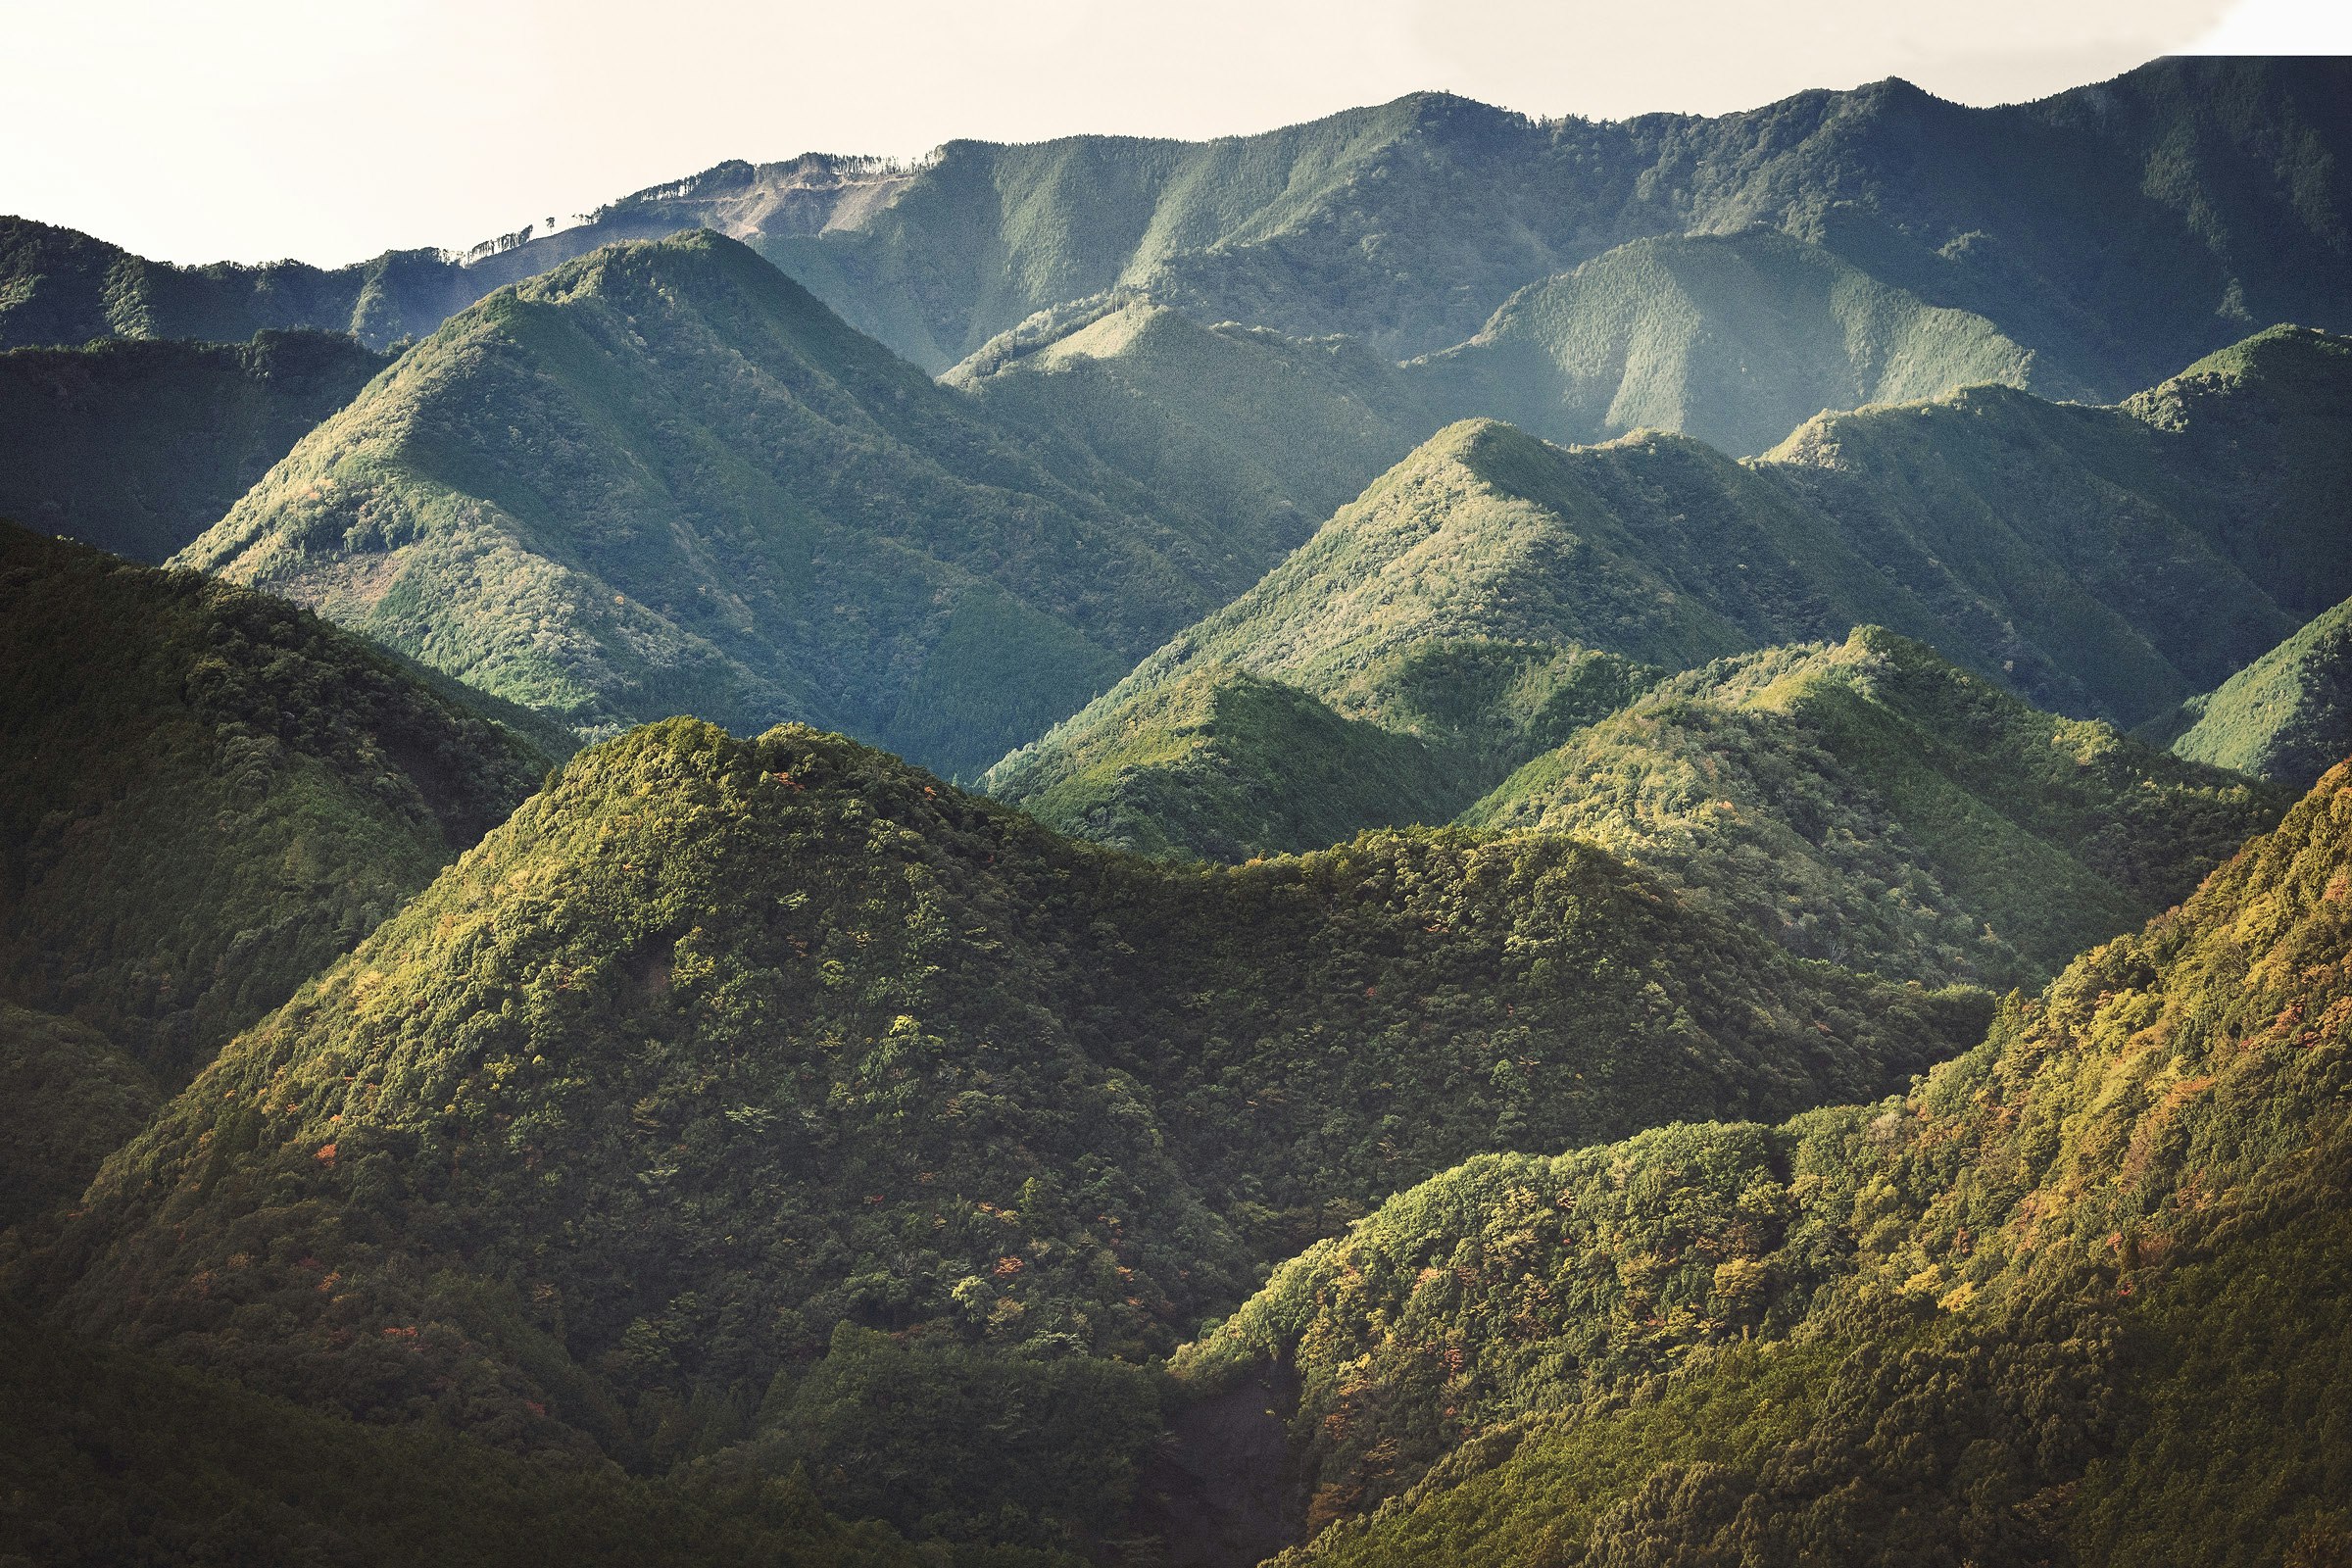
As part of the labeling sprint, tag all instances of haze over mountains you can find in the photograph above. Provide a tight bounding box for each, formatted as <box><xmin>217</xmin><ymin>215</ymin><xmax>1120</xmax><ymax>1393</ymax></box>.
<box><xmin>991</xmin><ymin>326</ymin><xmax>2352</xmax><ymax>864</ymax></box>
<box><xmin>6</xmin><ymin>48</ymin><xmax>2352</xmax><ymax>1568</ymax></box>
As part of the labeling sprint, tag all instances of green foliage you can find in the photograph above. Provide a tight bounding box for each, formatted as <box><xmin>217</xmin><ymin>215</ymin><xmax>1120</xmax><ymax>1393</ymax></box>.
<box><xmin>0</xmin><ymin>523</ymin><xmax>562</xmax><ymax>1080</ymax></box>
<box><xmin>950</xmin><ymin>299</ymin><xmax>1436</xmax><ymax>562</ymax></box>
<box><xmin>27</xmin><ymin>718</ymin><xmax>1980</xmax><ymax>1546</ymax></box>
<box><xmin>0</xmin><ymin>1302</ymin><xmax>937</xmax><ymax>1568</ymax></box>
<box><xmin>743</xmin><ymin>60</ymin><xmax>2352</xmax><ymax>394</ymax></box>
<box><xmin>0</xmin><ymin>1002</ymin><xmax>160</xmax><ymax>1232</ymax></box>
<box><xmin>1467</xmin><ymin>628</ymin><xmax>2285</xmax><ymax>986</ymax></box>
<box><xmin>993</xmin><ymin>327</ymin><xmax>2351</xmax><ymax>870</ymax></box>
<box><xmin>1180</xmin><ymin>750</ymin><xmax>2352</xmax><ymax>1563</ymax></box>
<box><xmin>2152</xmin><ymin>593</ymin><xmax>2352</xmax><ymax>788</ymax></box>
<box><xmin>1407</xmin><ymin>229</ymin><xmax>2042</xmax><ymax>457</ymax></box>
<box><xmin>0</xmin><ymin>329</ymin><xmax>388</xmax><ymax>562</ymax></box>
<box><xmin>175</xmin><ymin>231</ymin><xmax>1314</xmax><ymax>778</ymax></box>
<box><xmin>16</xmin><ymin>60</ymin><xmax>2349</xmax><ymax>400</ymax></box>
<box><xmin>982</xmin><ymin>662</ymin><xmax>1463</xmax><ymax>860</ymax></box>
<box><xmin>0</xmin><ymin>213</ymin><xmax>628</xmax><ymax>352</ymax></box>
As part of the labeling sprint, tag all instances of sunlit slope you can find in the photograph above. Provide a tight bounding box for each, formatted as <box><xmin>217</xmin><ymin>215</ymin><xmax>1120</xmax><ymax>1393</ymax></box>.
<box><xmin>992</xmin><ymin>328</ymin><xmax>2351</xmax><ymax>864</ymax></box>
<box><xmin>1182</xmin><ymin>752</ymin><xmax>2352</xmax><ymax>1566</ymax></box>
<box><xmin>2147</xmin><ymin>595</ymin><xmax>2352</xmax><ymax>791</ymax></box>
<box><xmin>1467</xmin><ymin>628</ymin><xmax>2283</xmax><ymax>986</ymax></box>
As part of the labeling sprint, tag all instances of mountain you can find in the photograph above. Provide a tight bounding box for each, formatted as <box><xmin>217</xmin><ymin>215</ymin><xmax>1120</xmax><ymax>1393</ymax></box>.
<box><xmin>13</xmin><ymin>57</ymin><xmax>2345</xmax><ymax>403</ymax></box>
<box><xmin>1464</xmin><ymin>628</ymin><xmax>2283</xmax><ymax>987</ymax></box>
<box><xmin>732</xmin><ymin>57</ymin><xmax>2352</xmax><ymax>392</ymax></box>
<box><xmin>173</xmin><ymin>231</ymin><xmax>1317</xmax><ymax>778</ymax></box>
<box><xmin>0</xmin><ymin>523</ymin><xmax>564</xmax><ymax>1083</ymax></box>
<box><xmin>948</xmin><ymin>297</ymin><xmax>1437</xmax><ymax>559</ymax></box>
<box><xmin>989</xmin><ymin>327</ymin><xmax>2352</xmax><ymax>859</ymax></box>
<box><xmin>25</xmin><ymin>717</ymin><xmax>1984</xmax><ymax>1550</ymax></box>
<box><xmin>1407</xmin><ymin>229</ymin><xmax>2040</xmax><ymax>457</ymax></box>
<box><xmin>0</xmin><ymin>214</ymin><xmax>617</xmax><ymax>354</ymax></box>
<box><xmin>0</xmin><ymin>329</ymin><xmax>387</xmax><ymax>562</ymax></box>
<box><xmin>2146</xmin><ymin>594</ymin><xmax>2352</xmax><ymax>789</ymax></box>
<box><xmin>1173</xmin><ymin>749</ymin><xmax>2352</xmax><ymax>1566</ymax></box>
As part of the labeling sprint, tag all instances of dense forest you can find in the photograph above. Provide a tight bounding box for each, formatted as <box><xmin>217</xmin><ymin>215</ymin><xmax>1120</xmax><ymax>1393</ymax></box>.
<box><xmin>0</xmin><ymin>524</ymin><xmax>564</xmax><ymax>1084</ymax></box>
<box><xmin>1179</xmin><ymin>751</ymin><xmax>2352</xmax><ymax>1566</ymax></box>
<box><xmin>21</xmin><ymin>718</ymin><xmax>1983</xmax><ymax>1551</ymax></box>
<box><xmin>4</xmin><ymin>47</ymin><xmax>2351</xmax><ymax>1568</ymax></box>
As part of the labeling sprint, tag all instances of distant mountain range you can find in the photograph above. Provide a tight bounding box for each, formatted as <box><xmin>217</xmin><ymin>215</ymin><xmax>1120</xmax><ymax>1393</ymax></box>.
<box><xmin>8</xmin><ymin>58</ymin><xmax>2348</xmax><ymax>412</ymax></box>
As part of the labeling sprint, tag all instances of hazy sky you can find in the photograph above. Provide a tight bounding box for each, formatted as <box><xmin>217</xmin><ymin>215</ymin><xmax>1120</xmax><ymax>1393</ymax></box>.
<box><xmin>4</xmin><ymin>0</ymin><xmax>2346</xmax><ymax>266</ymax></box>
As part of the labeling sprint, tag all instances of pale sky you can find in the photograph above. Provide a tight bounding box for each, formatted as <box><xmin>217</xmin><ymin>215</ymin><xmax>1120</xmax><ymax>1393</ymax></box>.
<box><xmin>3</xmin><ymin>0</ymin><xmax>2346</xmax><ymax>267</ymax></box>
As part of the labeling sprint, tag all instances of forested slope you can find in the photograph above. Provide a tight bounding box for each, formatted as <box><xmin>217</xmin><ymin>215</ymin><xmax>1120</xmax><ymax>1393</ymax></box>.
<box><xmin>949</xmin><ymin>299</ymin><xmax>1436</xmax><ymax>560</ymax></box>
<box><xmin>0</xmin><ymin>524</ymin><xmax>562</xmax><ymax>1082</ymax></box>
<box><xmin>27</xmin><ymin>718</ymin><xmax>1984</xmax><ymax>1551</ymax></box>
<box><xmin>0</xmin><ymin>329</ymin><xmax>387</xmax><ymax>562</ymax></box>
<box><xmin>1466</xmin><ymin>629</ymin><xmax>2282</xmax><ymax>987</ymax></box>
<box><xmin>0</xmin><ymin>1303</ymin><xmax>937</xmax><ymax>1568</ymax></box>
<box><xmin>2148</xmin><ymin>594</ymin><xmax>2352</xmax><ymax>790</ymax></box>
<box><xmin>1175</xmin><ymin>750</ymin><xmax>2352</xmax><ymax>1567</ymax></box>
<box><xmin>991</xmin><ymin>327</ymin><xmax>2352</xmax><ymax>861</ymax></box>
<box><xmin>11</xmin><ymin>58</ymin><xmax>2344</xmax><ymax>402</ymax></box>
<box><xmin>174</xmin><ymin>232</ymin><xmax>1318</xmax><ymax>777</ymax></box>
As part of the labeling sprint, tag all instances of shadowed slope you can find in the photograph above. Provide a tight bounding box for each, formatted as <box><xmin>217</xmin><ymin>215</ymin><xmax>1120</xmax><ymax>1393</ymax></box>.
<box><xmin>0</xmin><ymin>523</ymin><xmax>563</xmax><ymax>1081</ymax></box>
<box><xmin>0</xmin><ymin>330</ymin><xmax>389</xmax><ymax>562</ymax></box>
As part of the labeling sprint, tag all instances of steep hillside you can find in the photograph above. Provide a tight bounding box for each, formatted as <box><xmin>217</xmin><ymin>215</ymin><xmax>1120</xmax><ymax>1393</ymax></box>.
<box><xmin>1178</xmin><ymin>753</ymin><xmax>2352</xmax><ymax>1566</ymax></box>
<box><xmin>990</xmin><ymin>328</ymin><xmax>2352</xmax><ymax>860</ymax></box>
<box><xmin>1407</xmin><ymin>230</ymin><xmax>2039</xmax><ymax>456</ymax></box>
<box><xmin>979</xmin><ymin>662</ymin><xmax>1463</xmax><ymax>862</ymax></box>
<box><xmin>0</xmin><ymin>329</ymin><xmax>387</xmax><ymax>562</ymax></box>
<box><xmin>1769</xmin><ymin>324</ymin><xmax>2352</xmax><ymax>718</ymax></box>
<box><xmin>2149</xmin><ymin>595</ymin><xmax>2352</xmax><ymax>790</ymax></box>
<box><xmin>949</xmin><ymin>298</ymin><xmax>1437</xmax><ymax>558</ymax></box>
<box><xmin>1466</xmin><ymin>629</ymin><xmax>2283</xmax><ymax>987</ymax></box>
<box><xmin>174</xmin><ymin>231</ymin><xmax>1304</xmax><ymax>777</ymax></box>
<box><xmin>29</xmin><ymin>718</ymin><xmax>1983</xmax><ymax>1549</ymax></box>
<box><xmin>990</xmin><ymin>635</ymin><xmax>1656</xmax><ymax>863</ymax></box>
<box><xmin>0</xmin><ymin>524</ymin><xmax>563</xmax><ymax>1081</ymax></box>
